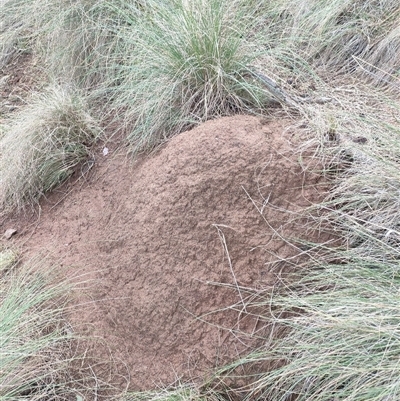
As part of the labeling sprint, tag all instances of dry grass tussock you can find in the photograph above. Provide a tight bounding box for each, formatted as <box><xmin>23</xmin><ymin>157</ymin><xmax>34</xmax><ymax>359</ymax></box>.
<box><xmin>0</xmin><ymin>85</ymin><xmax>99</xmax><ymax>216</ymax></box>
<box><xmin>250</xmin><ymin>0</ymin><xmax>400</xmax><ymax>89</ymax></box>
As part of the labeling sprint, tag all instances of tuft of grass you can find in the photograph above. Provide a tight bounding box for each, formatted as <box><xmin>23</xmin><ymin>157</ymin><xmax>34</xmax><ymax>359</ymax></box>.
<box><xmin>0</xmin><ymin>85</ymin><xmax>99</xmax><ymax>215</ymax></box>
<box><xmin>250</xmin><ymin>0</ymin><xmax>400</xmax><ymax>88</ymax></box>
<box><xmin>0</xmin><ymin>0</ymin><xmax>128</xmax><ymax>88</ymax></box>
<box><xmin>217</xmin><ymin>257</ymin><xmax>400</xmax><ymax>401</ymax></box>
<box><xmin>40</xmin><ymin>0</ymin><xmax>139</xmax><ymax>89</ymax></box>
<box><xmin>324</xmin><ymin>120</ymin><xmax>400</xmax><ymax>261</ymax></box>
<box><xmin>0</xmin><ymin>0</ymin><xmax>36</xmax><ymax>68</ymax></box>
<box><xmin>0</xmin><ymin>0</ymin><xmax>64</xmax><ymax>69</ymax></box>
<box><xmin>0</xmin><ymin>250</ymin><xmax>83</xmax><ymax>400</ymax></box>
<box><xmin>106</xmin><ymin>0</ymin><xmax>271</xmax><ymax>152</ymax></box>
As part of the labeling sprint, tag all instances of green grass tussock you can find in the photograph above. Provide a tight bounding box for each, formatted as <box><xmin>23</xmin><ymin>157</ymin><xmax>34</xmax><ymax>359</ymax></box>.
<box><xmin>106</xmin><ymin>0</ymin><xmax>270</xmax><ymax>152</ymax></box>
<box><xmin>41</xmin><ymin>0</ymin><xmax>137</xmax><ymax>89</ymax></box>
<box><xmin>0</xmin><ymin>0</ymin><xmax>70</xmax><ymax>69</ymax></box>
<box><xmin>0</xmin><ymin>85</ymin><xmax>99</xmax><ymax>214</ymax></box>
<box><xmin>327</xmin><ymin>116</ymin><xmax>400</xmax><ymax>257</ymax></box>
<box><xmin>0</xmin><ymin>0</ymin><xmax>127</xmax><ymax>87</ymax></box>
<box><xmin>0</xmin><ymin>0</ymin><xmax>39</xmax><ymax>68</ymax></box>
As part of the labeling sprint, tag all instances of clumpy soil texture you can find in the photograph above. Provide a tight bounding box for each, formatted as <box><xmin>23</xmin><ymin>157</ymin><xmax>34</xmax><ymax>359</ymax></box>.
<box><xmin>3</xmin><ymin>115</ymin><xmax>323</xmax><ymax>390</ymax></box>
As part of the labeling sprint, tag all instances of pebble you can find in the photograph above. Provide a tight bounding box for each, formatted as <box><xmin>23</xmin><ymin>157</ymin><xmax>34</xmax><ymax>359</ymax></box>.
<box><xmin>4</xmin><ymin>228</ymin><xmax>17</xmax><ymax>240</ymax></box>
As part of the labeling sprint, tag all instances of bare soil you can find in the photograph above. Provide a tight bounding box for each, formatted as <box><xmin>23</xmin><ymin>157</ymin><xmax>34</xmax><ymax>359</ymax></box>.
<box><xmin>1</xmin><ymin>115</ymin><xmax>325</xmax><ymax>390</ymax></box>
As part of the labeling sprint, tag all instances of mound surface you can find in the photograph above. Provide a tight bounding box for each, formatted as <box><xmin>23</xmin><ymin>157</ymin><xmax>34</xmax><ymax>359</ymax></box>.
<box><xmin>3</xmin><ymin>115</ymin><xmax>323</xmax><ymax>390</ymax></box>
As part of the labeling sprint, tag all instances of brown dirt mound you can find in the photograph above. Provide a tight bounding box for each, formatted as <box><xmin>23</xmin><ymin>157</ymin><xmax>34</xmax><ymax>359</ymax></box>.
<box><xmin>2</xmin><ymin>115</ymin><xmax>324</xmax><ymax>390</ymax></box>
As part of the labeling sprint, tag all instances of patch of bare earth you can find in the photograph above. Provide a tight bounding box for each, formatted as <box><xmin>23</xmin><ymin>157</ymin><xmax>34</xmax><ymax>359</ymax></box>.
<box><xmin>1</xmin><ymin>115</ymin><xmax>326</xmax><ymax>391</ymax></box>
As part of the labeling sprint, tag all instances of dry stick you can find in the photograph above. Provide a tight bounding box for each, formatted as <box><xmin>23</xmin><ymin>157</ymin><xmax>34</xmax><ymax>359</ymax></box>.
<box><xmin>213</xmin><ymin>224</ymin><xmax>247</xmax><ymax>313</ymax></box>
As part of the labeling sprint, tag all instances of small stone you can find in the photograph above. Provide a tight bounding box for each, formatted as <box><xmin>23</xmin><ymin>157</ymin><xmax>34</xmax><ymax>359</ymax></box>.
<box><xmin>4</xmin><ymin>228</ymin><xmax>17</xmax><ymax>240</ymax></box>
